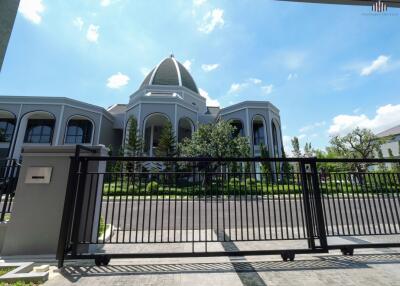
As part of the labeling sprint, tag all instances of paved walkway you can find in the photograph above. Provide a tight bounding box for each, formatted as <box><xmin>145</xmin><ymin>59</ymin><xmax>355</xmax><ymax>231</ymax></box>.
<box><xmin>45</xmin><ymin>247</ymin><xmax>400</xmax><ymax>286</ymax></box>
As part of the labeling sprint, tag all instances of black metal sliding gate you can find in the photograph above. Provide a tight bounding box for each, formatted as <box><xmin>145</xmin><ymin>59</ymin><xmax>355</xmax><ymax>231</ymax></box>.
<box><xmin>0</xmin><ymin>159</ymin><xmax>20</xmax><ymax>222</ymax></box>
<box><xmin>57</xmin><ymin>148</ymin><xmax>400</xmax><ymax>267</ymax></box>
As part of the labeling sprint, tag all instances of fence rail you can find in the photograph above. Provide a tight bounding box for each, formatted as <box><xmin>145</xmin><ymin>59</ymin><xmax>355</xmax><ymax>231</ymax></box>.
<box><xmin>58</xmin><ymin>150</ymin><xmax>400</xmax><ymax>267</ymax></box>
<box><xmin>0</xmin><ymin>159</ymin><xmax>20</xmax><ymax>222</ymax></box>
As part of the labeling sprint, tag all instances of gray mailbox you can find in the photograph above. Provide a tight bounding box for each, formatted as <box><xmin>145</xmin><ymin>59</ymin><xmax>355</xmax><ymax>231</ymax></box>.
<box><xmin>25</xmin><ymin>167</ymin><xmax>53</xmax><ymax>184</ymax></box>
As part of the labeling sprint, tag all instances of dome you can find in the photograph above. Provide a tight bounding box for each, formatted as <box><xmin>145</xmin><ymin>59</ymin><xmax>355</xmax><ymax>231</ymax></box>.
<box><xmin>140</xmin><ymin>55</ymin><xmax>199</xmax><ymax>94</ymax></box>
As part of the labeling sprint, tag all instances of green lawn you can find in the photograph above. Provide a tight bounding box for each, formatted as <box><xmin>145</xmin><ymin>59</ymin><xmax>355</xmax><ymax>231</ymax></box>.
<box><xmin>0</xmin><ymin>267</ymin><xmax>40</xmax><ymax>286</ymax></box>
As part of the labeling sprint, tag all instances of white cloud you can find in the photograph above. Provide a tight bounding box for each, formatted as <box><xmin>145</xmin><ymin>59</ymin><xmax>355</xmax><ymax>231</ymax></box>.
<box><xmin>140</xmin><ymin>67</ymin><xmax>150</xmax><ymax>76</ymax></box>
<box><xmin>198</xmin><ymin>8</ymin><xmax>224</xmax><ymax>34</ymax></box>
<box><xmin>281</xmin><ymin>51</ymin><xmax>306</xmax><ymax>70</ymax></box>
<box><xmin>19</xmin><ymin>0</ymin><xmax>45</xmax><ymax>24</ymax></box>
<box><xmin>183</xmin><ymin>60</ymin><xmax>192</xmax><ymax>71</ymax></box>
<box><xmin>328</xmin><ymin>104</ymin><xmax>400</xmax><ymax>136</ymax></box>
<box><xmin>228</xmin><ymin>83</ymin><xmax>248</xmax><ymax>94</ymax></box>
<box><xmin>262</xmin><ymin>84</ymin><xmax>273</xmax><ymax>94</ymax></box>
<box><xmin>106</xmin><ymin>72</ymin><xmax>130</xmax><ymax>89</ymax></box>
<box><xmin>199</xmin><ymin>88</ymin><xmax>220</xmax><ymax>107</ymax></box>
<box><xmin>287</xmin><ymin>73</ymin><xmax>298</xmax><ymax>80</ymax></box>
<box><xmin>299</xmin><ymin>121</ymin><xmax>326</xmax><ymax>133</ymax></box>
<box><xmin>360</xmin><ymin>55</ymin><xmax>389</xmax><ymax>76</ymax></box>
<box><xmin>72</xmin><ymin>17</ymin><xmax>84</xmax><ymax>30</ymax></box>
<box><xmin>249</xmin><ymin>78</ymin><xmax>262</xmax><ymax>84</ymax></box>
<box><xmin>101</xmin><ymin>0</ymin><xmax>111</xmax><ymax>6</ymax></box>
<box><xmin>193</xmin><ymin>0</ymin><xmax>207</xmax><ymax>6</ymax></box>
<box><xmin>86</xmin><ymin>24</ymin><xmax>100</xmax><ymax>43</ymax></box>
<box><xmin>201</xmin><ymin>63</ymin><xmax>220</xmax><ymax>72</ymax></box>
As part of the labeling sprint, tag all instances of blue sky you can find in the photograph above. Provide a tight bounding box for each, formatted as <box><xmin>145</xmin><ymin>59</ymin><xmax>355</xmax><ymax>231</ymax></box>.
<box><xmin>1</xmin><ymin>0</ymin><xmax>400</xmax><ymax>153</ymax></box>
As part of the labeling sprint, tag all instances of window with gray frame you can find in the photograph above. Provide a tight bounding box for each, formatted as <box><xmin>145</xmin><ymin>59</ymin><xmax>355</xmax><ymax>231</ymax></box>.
<box><xmin>0</xmin><ymin>119</ymin><xmax>15</xmax><ymax>143</ymax></box>
<box><xmin>65</xmin><ymin>120</ymin><xmax>93</xmax><ymax>144</ymax></box>
<box><xmin>24</xmin><ymin>119</ymin><xmax>55</xmax><ymax>144</ymax></box>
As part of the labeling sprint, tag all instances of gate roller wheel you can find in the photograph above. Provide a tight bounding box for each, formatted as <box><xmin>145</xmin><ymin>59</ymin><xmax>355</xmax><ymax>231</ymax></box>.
<box><xmin>95</xmin><ymin>255</ymin><xmax>111</xmax><ymax>266</ymax></box>
<box><xmin>281</xmin><ymin>251</ymin><xmax>295</xmax><ymax>262</ymax></box>
<box><xmin>340</xmin><ymin>247</ymin><xmax>354</xmax><ymax>256</ymax></box>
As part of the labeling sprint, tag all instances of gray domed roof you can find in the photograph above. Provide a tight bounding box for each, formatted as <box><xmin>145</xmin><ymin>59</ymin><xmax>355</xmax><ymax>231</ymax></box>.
<box><xmin>140</xmin><ymin>55</ymin><xmax>199</xmax><ymax>94</ymax></box>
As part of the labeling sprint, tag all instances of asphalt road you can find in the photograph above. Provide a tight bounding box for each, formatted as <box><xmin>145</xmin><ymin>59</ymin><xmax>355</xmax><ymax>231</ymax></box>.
<box><xmin>92</xmin><ymin>195</ymin><xmax>400</xmax><ymax>243</ymax></box>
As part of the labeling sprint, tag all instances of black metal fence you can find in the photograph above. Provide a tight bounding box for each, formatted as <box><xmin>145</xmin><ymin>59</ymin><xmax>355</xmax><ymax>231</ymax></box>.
<box><xmin>0</xmin><ymin>159</ymin><xmax>20</xmax><ymax>222</ymax></box>
<box><xmin>57</xmin><ymin>150</ymin><xmax>400</xmax><ymax>267</ymax></box>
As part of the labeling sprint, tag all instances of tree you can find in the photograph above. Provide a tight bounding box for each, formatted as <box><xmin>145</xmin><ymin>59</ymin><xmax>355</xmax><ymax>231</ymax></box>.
<box><xmin>260</xmin><ymin>143</ymin><xmax>272</xmax><ymax>182</ymax></box>
<box><xmin>329</xmin><ymin>127</ymin><xmax>381</xmax><ymax>172</ymax></box>
<box><xmin>125</xmin><ymin>116</ymin><xmax>143</xmax><ymax>172</ymax></box>
<box><xmin>304</xmin><ymin>142</ymin><xmax>314</xmax><ymax>158</ymax></box>
<box><xmin>179</xmin><ymin>120</ymin><xmax>250</xmax><ymax>189</ymax></box>
<box><xmin>180</xmin><ymin>120</ymin><xmax>250</xmax><ymax>158</ymax></box>
<box><xmin>125</xmin><ymin>116</ymin><xmax>142</xmax><ymax>157</ymax></box>
<box><xmin>155</xmin><ymin>121</ymin><xmax>176</xmax><ymax>157</ymax></box>
<box><xmin>377</xmin><ymin>148</ymin><xmax>386</xmax><ymax>171</ymax></box>
<box><xmin>291</xmin><ymin>137</ymin><xmax>301</xmax><ymax>158</ymax></box>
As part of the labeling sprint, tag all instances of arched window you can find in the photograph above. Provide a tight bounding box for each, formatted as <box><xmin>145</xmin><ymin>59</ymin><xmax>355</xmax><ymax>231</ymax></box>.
<box><xmin>229</xmin><ymin>120</ymin><xmax>244</xmax><ymax>137</ymax></box>
<box><xmin>65</xmin><ymin>119</ymin><xmax>93</xmax><ymax>144</ymax></box>
<box><xmin>272</xmin><ymin>120</ymin><xmax>279</xmax><ymax>157</ymax></box>
<box><xmin>178</xmin><ymin>118</ymin><xmax>193</xmax><ymax>143</ymax></box>
<box><xmin>0</xmin><ymin>110</ymin><xmax>16</xmax><ymax>143</ymax></box>
<box><xmin>143</xmin><ymin>113</ymin><xmax>170</xmax><ymax>156</ymax></box>
<box><xmin>24</xmin><ymin>119</ymin><xmax>55</xmax><ymax>143</ymax></box>
<box><xmin>252</xmin><ymin>116</ymin><xmax>265</xmax><ymax>146</ymax></box>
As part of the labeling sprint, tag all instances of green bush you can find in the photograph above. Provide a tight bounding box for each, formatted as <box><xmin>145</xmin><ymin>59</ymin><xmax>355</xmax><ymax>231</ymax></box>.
<box><xmin>245</xmin><ymin>178</ymin><xmax>257</xmax><ymax>186</ymax></box>
<box><xmin>229</xmin><ymin>177</ymin><xmax>241</xmax><ymax>185</ymax></box>
<box><xmin>146</xmin><ymin>181</ymin><xmax>159</xmax><ymax>193</ymax></box>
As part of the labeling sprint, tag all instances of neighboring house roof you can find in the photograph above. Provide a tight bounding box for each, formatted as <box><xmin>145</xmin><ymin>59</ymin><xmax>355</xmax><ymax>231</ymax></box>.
<box><xmin>140</xmin><ymin>55</ymin><xmax>199</xmax><ymax>94</ymax></box>
<box><xmin>107</xmin><ymin>104</ymin><xmax>127</xmax><ymax>114</ymax></box>
<box><xmin>376</xmin><ymin>125</ymin><xmax>400</xmax><ymax>138</ymax></box>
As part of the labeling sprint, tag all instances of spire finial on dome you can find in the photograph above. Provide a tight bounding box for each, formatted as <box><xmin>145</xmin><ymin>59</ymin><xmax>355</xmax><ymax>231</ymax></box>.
<box><xmin>170</xmin><ymin>53</ymin><xmax>174</xmax><ymax>58</ymax></box>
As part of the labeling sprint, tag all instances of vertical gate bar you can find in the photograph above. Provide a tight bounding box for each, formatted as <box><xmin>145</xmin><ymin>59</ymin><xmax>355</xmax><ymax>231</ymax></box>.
<box><xmin>286</xmin><ymin>168</ymin><xmax>294</xmax><ymax>239</ymax></box>
<box><xmin>104</xmin><ymin>172</ymin><xmax>112</xmax><ymax>242</ymax></box>
<box><xmin>309</xmin><ymin>160</ymin><xmax>328</xmax><ymax>250</ymax></box>
<box><xmin>83</xmin><ymin>174</ymin><xmax>94</xmax><ymax>243</ymax></box>
<box><xmin>375</xmin><ymin>173</ymin><xmax>391</xmax><ymax>234</ymax></box>
<box><xmin>129</xmin><ymin>171</ymin><xmax>135</xmax><ymax>243</ymax></box>
<box><xmin>254</xmin><ymin>162</ymin><xmax>261</xmax><ymax>240</ymax></box>
<box><xmin>386</xmin><ymin>173</ymin><xmax>400</xmax><ymax>231</ymax></box>
<box><xmin>153</xmin><ymin>171</ymin><xmax>159</xmax><ymax>242</ymax></box>
<box><xmin>347</xmin><ymin>173</ymin><xmax>362</xmax><ymax>235</ymax></box>
<box><xmin>299</xmin><ymin>160</ymin><xmax>315</xmax><ymax>250</ymax></box>
<box><xmin>56</xmin><ymin>153</ymin><xmax>80</xmax><ymax>268</ymax></box>
<box><xmin>331</xmin><ymin>173</ymin><xmax>343</xmax><ymax>235</ymax></box>
<box><xmin>364</xmin><ymin>173</ymin><xmax>380</xmax><ymax>234</ymax></box>
<box><xmin>91</xmin><ymin>173</ymin><xmax>100</xmax><ymax>244</ymax></box>
<box><xmin>227</xmin><ymin>164</ymin><xmax>232</xmax><ymax>240</ymax></box>
<box><xmin>343</xmin><ymin>173</ymin><xmax>356</xmax><ymax>235</ymax></box>
<box><xmin>161</xmin><ymin>172</ymin><xmax>165</xmax><ymax>243</ymax></box>
<box><xmin>70</xmin><ymin>157</ymin><xmax>89</xmax><ymax>256</ymax></box>
<box><xmin>258</xmin><ymin>163</ymin><xmax>267</xmax><ymax>240</ymax></box>
<box><xmin>381</xmin><ymin>173</ymin><xmax>397</xmax><ymax>233</ymax></box>
<box><xmin>250</xmin><ymin>167</ymin><xmax>255</xmax><ymax>240</ymax></box>
<box><xmin>358</xmin><ymin>172</ymin><xmax>372</xmax><ymax>235</ymax></box>
<box><xmin>337</xmin><ymin>173</ymin><xmax>351</xmax><ymax>235</ymax></box>
<box><xmin>222</xmin><ymin>166</ymin><xmax>226</xmax><ymax>241</ymax></box>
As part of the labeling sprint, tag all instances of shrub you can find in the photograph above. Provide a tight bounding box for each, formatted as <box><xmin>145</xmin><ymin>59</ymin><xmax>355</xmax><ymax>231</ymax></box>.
<box><xmin>229</xmin><ymin>177</ymin><xmax>241</xmax><ymax>185</ymax></box>
<box><xmin>146</xmin><ymin>181</ymin><xmax>159</xmax><ymax>193</ymax></box>
<box><xmin>245</xmin><ymin>178</ymin><xmax>257</xmax><ymax>186</ymax></box>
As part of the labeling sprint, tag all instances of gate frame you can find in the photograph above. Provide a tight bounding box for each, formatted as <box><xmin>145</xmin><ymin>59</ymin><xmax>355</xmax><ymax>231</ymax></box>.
<box><xmin>57</xmin><ymin>146</ymin><xmax>400</xmax><ymax>267</ymax></box>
